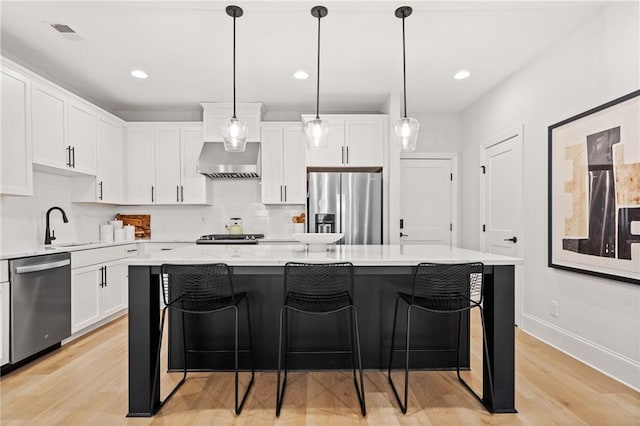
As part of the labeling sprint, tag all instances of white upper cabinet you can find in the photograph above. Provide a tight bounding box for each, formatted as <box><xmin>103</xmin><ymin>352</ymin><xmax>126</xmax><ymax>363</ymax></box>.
<box><xmin>124</xmin><ymin>123</ymin><xmax>210</xmax><ymax>205</ymax></box>
<box><xmin>261</xmin><ymin>123</ymin><xmax>306</xmax><ymax>204</ymax></box>
<box><xmin>124</xmin><ymin>126</ymin><xmax>155</xmax><ymax>204</ymax></box>
<box><xmin>67</xmin><ymin>99</ymin><xmax>97</xmax><ymax>175</ymax></box>
<box><xmin>154</xmin><ymin>128</ymin><xmax>181</xmax><ymax>203</ymax></box>
<box><xmin>32</xmin><ymin>81</ymin><xmax>67</xmax><ymax>169</ymax></box>
<box><xmin>303</xmin><ymin>114</ymin><xmax>387</xmax><ymax>167</ymax></box>
<box><xmin>1</xmin><ymin>65</ymin><xmax>33</xmax><ymax>196</ymax></box>
<box><xmin>95</xmin><ymin>115</ymin><xmax>124</xmax><ymax>203</ymax></box>
<box><xmin>201</xmin><ymin>103</ymin><xmax>264</xmax><ymax>142</ymax></box>
<box><xmin>32</xmin><ymin>81</ymin><xmax>97</xmax><ymax>175</ymax></box>
<box><xmin>180</xmin><ymin>127</ymin><xmax>211</xmax><ymax>204</ymax></box>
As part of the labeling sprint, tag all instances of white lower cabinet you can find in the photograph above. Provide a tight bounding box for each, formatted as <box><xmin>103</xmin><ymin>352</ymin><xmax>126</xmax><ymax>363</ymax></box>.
<box><xmin>1</xmin><ymin>260</ymin><xmax>9</xmax><ymax>366</ymax></box>
<box><xmin>71</xmin><ymin>245</ymin><xmax>132</xmax><ymax>334</ymax></box>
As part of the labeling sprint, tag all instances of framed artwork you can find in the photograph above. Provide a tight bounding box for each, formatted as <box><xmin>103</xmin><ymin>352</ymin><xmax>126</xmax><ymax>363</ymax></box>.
<box><xmin>548</xmin><ymin>90</ymin><xmax>640</xmax><ymax>285</ymax></box>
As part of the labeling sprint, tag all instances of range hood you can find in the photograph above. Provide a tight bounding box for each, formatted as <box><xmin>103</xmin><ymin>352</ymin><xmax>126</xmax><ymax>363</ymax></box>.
<box><xmin>196</xmin><ymin>142</ymin><xmax>260</xmax><ymax>179</ymax></box>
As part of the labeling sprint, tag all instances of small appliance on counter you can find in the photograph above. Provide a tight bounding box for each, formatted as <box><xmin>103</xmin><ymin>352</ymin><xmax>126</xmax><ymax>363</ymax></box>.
<box><xmin>225</xmin><ymin>217</ymin><xmax>243</xmax><ymax>235</ymax></box>
<box><xmin>196</xmin><ymin>233</ymin><xmax>264</xmax><ymax>244</ymax></box>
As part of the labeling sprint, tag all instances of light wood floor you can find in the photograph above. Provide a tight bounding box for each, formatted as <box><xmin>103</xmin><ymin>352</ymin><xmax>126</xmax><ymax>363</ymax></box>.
<box><xmin>1</xmin><ymin>311</ymin><xmax>638</xmax><ymax>425</ymax></box>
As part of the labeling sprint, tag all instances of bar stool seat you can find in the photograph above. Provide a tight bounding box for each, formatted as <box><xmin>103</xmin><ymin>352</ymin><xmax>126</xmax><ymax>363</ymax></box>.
<box><xmin>152</xmin><ymin>263</ymin><xmax>255</xmax><ymax>415</ymax></box>
<box><xmin>276</xmin><ymin>262</ymin><xmax>366</xmax><ymax>417</ymax></box>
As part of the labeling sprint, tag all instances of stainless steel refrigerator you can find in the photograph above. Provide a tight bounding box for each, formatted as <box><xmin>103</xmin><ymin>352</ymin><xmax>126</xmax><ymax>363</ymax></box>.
<box><xmin>307</xmin><ymin>171</ymin><xmax>382</xmax><ymax>244</ymax></box>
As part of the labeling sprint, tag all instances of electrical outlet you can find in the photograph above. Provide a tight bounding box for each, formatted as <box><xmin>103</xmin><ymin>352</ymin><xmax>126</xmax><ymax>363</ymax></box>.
<box><xmin>550</xmin><ymin>300</ymin><xmax>559</xmax><ymax>317</ymax></box>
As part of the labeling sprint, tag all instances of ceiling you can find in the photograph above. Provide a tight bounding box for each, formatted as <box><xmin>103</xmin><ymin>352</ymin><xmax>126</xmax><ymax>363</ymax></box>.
<box><xmin>1</xmin><ymin>1</ymin><xmax>604</xmax><ymax>119</ymax></box>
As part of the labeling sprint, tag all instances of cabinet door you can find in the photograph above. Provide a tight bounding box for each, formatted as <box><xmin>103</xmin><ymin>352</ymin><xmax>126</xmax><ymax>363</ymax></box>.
<box><xmin>261</xmin><ymin>125</ymin><xmax>285</xmax><ymax>204</ymax></box>
<box><xmin>180</xmin><ymin>127</ymin><xmax>210</xmax><ymax>204</ymax></box>
<box><xmin>304</xmin><ymin>118</ymin><xmax>345</xmax><ymax>167</ymax></box>
<box><xmin>282</xmin><ymin>126</ymin><xmax>306</xmax><ymax>204</ymax></box>
<box><xmin>125</xmin><ymin>126</ymin><xmax>155</xmax><ymax>204</ymax></box>
<box><xmin>32</xmin><ymin>81</ymin><xmax>67</xmax><ymax>169</ymax></box>
<box><xmin>96</xmin><ymin>116</ymin><xmax>123</xmax><ymax>203</ymax></box>
<box><xmin>1</xmin><ymin>67</ymin><xmax>32</xmax><ymax>195</ymax></box>
<box><xmin>71</xmin><ymin>265</ymin><xmax>101</xmax><ymax>333</ymax></box>
<box><xmin>154</xmin><ymin>128</ymin><xmax>181</xmax><ymax>204</ymax></box>
<box><xmin>68</xmin><ymin>100</ymin><xmax>96</xmax><ymax>175</ymax></box>
<box><xmin>100</xmin><ymin>261</ymin><xmax>127</xmax><ymax>318</ymax></box>
<box><xmin>344</xmin><ymin>117</ymin><xmax>385</xmax><ymax>167</ymax></box>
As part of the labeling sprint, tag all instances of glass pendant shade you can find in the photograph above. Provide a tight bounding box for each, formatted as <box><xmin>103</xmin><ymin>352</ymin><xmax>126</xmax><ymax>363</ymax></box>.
<box><xmin>304</xmin><ymin>118</ymin><xmax>330</xmax><ymax>150</ymax></box>
<box><xmin>394</xmin><ymin>116</ymin><xmax>419</xmax><ymax>152</ymax></box>
<box><xmin>221</xmin><ymin>117</ymin><xmax>248</xmax><ymax>152</ymax></box>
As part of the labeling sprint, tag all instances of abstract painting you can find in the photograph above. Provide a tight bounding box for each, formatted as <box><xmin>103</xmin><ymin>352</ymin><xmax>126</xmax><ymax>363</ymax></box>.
<box><xmin>548</xmin><ymin>90</ymin><xmax>640</xmax><ymax>284</ymax></box>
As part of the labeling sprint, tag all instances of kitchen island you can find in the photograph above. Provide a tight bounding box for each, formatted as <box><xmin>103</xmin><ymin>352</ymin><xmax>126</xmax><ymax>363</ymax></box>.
<box><xmin>125</xmin><ymin>244</ymin><xmax>521</xmax><ymax>416</ymax></box>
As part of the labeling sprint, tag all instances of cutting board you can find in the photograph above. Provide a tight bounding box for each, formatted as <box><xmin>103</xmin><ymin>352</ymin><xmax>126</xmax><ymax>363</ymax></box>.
<box><xmin>116</xmin><ymin>214</ymin><xmax>151</xmax><ymax>239</ymax></box>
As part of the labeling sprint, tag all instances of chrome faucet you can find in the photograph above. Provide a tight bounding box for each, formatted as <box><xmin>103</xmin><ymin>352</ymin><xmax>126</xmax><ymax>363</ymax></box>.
<box><xmin>45</xmin><ymin>206</ymin><xmax>69</xmax><ymax>245</ymax></box>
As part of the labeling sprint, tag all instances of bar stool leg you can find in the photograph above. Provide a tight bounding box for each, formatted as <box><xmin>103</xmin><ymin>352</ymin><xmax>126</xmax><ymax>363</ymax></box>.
<box><xmin>275</xmin><ymin>306</ymin><xmax>288</xmax><ymax>417</ymax></box>
<box><xmin>233</xmin><ymin>302</ymin><xmax>255</xmax><ymax>415</ymax></box>
<box><xmin>349</xmin><ymin>306</ymin><xmax>367</xmax><ymax>416</ymax></box>
<box><xmin>388</xmin><ymin>297</ymin><xmax>410</xmax><ymax>414</ymax></box>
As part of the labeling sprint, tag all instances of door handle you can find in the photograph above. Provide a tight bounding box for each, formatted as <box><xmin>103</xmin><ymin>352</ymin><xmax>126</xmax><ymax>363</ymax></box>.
<box><xmin>66</xmin><ymin>146</ymin><xmax>71</xmax><ymax>167</ymax></box>
<box><xmin>181</xmin><ymin>185</ymin><xmax>184</xmax><ymax>202</ymax></box>
<box><xmin>71</xmin><ymin>146</ymin><xmax>76</xmax><ymax>168</ymax></box>
<box><xmin>15</xmin><ymin>259</ymin><xmax>70</xmax><ymax>274</ymax></box>
<box><xmin>400</xmin><ymin>232</ymin><xmax>408</xmax><ymax>237</ymax></box>
<box><xmin>504</xmin><ymin>236</ymin><xmax>518</xmax><ymax>243</ymax></box>
<box><xmin>284</xmin><ymin>185</ymin><xmax>287</xmax><ymax>202</ymax></box>
<box><xmin>177</xmin><ymin>185</ymin><xmax>180</xmax><ymax>202</ymax></box>
<box><xmin>98</xmin><ymin>181</ymin><xmax>103</xmax><ymax>200</ymax></box>
<box><xmin>346</xmin><ymin>146</ymin><xmax>349</xmax><ymax>164</ymax></box>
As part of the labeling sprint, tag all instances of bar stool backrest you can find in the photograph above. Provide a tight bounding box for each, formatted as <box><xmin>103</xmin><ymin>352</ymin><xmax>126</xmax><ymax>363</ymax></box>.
<box><xmin>284</xmin><ymin>262</ymin><xmax>354</xmax><ymax>308</ymax></box>
<box><xmin>161</xmin><ymin>263</ymin><xmax>235</xmax><ymax>312</ymax></box>
<box><xmin>412</xmin><ymin>262</ymin><xmax>484</xmax><ymax>312</ymax></box>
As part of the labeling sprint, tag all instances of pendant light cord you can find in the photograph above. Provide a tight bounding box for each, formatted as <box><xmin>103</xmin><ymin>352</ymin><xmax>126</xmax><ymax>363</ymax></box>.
<box><xmin>402</xmin><ymin>13</ymin><xmax>407</xmax><ymax>119</ymax></box>
<box><xmin>315</xmin><ymin>13</ymin><xmax>321</xmax><ymax>120</ymax></box>
<box><xmin>232</xmin><ymin>11</ymin><xmax>237</xmax><ymax>119</ymax></box>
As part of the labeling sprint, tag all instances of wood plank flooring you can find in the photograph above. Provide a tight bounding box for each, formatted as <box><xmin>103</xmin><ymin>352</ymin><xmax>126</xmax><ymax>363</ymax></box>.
<box><xmin>1</xmin><ymin>311</ymin><xmax>638</xmax><ymax>425</ymax></box>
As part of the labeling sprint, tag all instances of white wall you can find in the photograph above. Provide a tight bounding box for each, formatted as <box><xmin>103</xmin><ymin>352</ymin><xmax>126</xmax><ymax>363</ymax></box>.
<box><xmin>460</xmin><ymin>3</ymin><xmax>640</xmax><ymax>389</ymax></box>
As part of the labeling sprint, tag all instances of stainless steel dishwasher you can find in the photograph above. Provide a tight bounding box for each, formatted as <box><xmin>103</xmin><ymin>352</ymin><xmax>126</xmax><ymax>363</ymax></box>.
<box><xmin>9</xmin><ymin>252</ymin><xmax>71</xmax><ymax>363</ymax></box>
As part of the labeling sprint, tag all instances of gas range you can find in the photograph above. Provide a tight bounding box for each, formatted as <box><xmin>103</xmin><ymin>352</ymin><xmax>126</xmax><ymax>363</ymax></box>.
<box><xmin>196</xmin><ymin>233</ymin><xmax>265</xmax><ymax>244</ymax></box>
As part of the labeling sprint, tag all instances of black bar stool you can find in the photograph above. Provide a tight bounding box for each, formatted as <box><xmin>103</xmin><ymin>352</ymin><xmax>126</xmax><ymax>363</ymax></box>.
<box><xmin>387</xmin><ymin>262</ymin><xmax>494</xmax><ymax>413</ymax></box>
<box><xmin>276</xmin><ymin>261</ymin><xmax>366</xmax><ymax>417</ymax></box>
<box><xmin>152</xmin><ymin>263</ymin><xmax>255</xmax><ymax>415</ymax></box>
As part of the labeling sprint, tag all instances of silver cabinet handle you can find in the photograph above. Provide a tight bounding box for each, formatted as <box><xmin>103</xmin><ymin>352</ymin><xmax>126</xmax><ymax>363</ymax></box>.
<box><xmin>126</xmin><ymin>248</ymin><xmax>138</xmax><ymax>253</ymax></box>
<box><xmin>15</xmin><ymin>259</ymin><xmax>70</xmax><ymax>274</ymax></box>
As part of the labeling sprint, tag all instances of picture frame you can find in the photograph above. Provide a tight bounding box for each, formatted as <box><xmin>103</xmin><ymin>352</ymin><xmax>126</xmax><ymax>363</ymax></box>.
<box><xmin>548</xmin><ymin>90</ymin><xmax>640</xmax><ymax>285</ymax></box>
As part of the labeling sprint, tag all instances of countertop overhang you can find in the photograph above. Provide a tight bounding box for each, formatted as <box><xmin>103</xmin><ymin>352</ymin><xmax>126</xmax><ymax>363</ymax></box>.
<box><xmin>123</xmin><ymin>244</ymin><xmax>522</xmax><ymax>267</ymax></box>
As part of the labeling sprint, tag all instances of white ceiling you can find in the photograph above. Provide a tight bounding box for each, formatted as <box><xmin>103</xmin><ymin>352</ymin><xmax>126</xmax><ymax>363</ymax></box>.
<box><xmin>1</xmin><ymin>1</ymin><xmax>604</xmax><ymax>118</ymax></box>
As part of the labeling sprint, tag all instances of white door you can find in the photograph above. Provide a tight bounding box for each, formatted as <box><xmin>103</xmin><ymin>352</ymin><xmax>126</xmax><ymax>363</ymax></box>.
<box><xmin>125</xmin><ymin>126</ymin><xmax>155</xmax><ymax>204</ymax></box>
<box><xmin>282</xmin><ymin>126</ymin><xmax>306</xmax><ymax>204</ymax></box>
<box><xmin>68</xmin><ymin>100</ymin><xmax>96</xmax><ymax>175</ymax></box>
<box><xmin>481</xmin><ymin>128</ymin><xmax>523</xmax><ymax>324</ymax></box>
<box><xmin>154</xmin><ymin>128</ymin><xmax>181</xmax><ymax>204</ymax></box>
<box><xmin>180</xmin><ymin>127</ymin><xmax>207</xmax><ymax>203</ymax></box>
<box><xmin>260</xmin><ymin>125</ymin><xmax>285</xmax><ymax>204</ymax></box>
<box><xmin>100</xmin><ymin>261</ymin><xmax>127</xmax><ymax>318</ymax></box>
<box><xmin>399</xmin><ymin>158</ymin><xmax>455</xmax><ymax>245</ymax></box>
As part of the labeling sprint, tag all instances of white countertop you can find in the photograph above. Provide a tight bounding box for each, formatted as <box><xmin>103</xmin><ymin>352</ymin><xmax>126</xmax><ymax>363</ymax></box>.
<box><xmin>124</xmin><ymin>244</ymin><xmax>522</xmax><ymax>267</ymax></box>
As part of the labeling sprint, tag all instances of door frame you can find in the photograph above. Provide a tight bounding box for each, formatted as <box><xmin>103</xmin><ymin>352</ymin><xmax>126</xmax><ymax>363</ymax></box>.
<box><xmin>400</xmin><ymin>152</ymin><xmax>459</xmax><ymax>247</ymax></box>
<box><xmin>479</xmin><ymin>125</ymin><xmax>524</xmax><ymax>325</ymax></box>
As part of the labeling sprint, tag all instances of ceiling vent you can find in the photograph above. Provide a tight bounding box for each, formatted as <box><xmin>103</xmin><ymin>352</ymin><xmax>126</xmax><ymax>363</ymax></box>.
<box><xmin>50</xmin><ymin>23</ymin><xmax>84</xmax><ymax>41</ymax></box>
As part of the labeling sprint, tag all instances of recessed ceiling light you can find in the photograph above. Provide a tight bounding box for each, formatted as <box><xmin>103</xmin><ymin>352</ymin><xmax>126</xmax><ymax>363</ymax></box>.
<box><xmin>294</xmin><ymin>70</ymin><xmax>309</xmax><ymax>80</ymax></box>
<box><xmin>130</xmin><ymin>69</ymin><xmax>148</xmax><ymax>79</ymax></box>
<box><xmin>453</xmin><ymin>70</ymin><xmax>471</xmax><ymax>80</ymax></box>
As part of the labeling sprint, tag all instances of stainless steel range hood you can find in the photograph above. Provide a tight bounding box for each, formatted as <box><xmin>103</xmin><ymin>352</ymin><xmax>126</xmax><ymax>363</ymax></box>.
<box><xmin>196</xmin><ymin>142</ymin><xmax>260</xmax><ymax>179</ymax></box>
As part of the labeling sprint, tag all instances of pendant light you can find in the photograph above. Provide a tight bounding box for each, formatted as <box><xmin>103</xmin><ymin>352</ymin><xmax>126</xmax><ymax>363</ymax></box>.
<box><xmin>221</xmin><ymin>5</ymin><xmax>248</xmax><ymax>152</ymax></box>
<box><xmin>394</xmin><ymin>6</ymin><xmax>419</xmax><ymax>152</ymax></box>
<box><xmin>304</xmin><ymin>6</ymin><xmax>330</xmax><ymax>150</ymax></box>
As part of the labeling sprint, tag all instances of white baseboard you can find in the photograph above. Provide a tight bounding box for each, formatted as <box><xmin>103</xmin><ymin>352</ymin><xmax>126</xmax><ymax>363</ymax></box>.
<box><xmin>520</xmin><ymin>313</ymin><xmax>640</xmax><ymax>392</ymax></box>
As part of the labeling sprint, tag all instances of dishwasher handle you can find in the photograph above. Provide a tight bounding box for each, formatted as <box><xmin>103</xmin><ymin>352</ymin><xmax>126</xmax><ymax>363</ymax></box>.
<box><xmin>14</xmin><ymin>259</ymin><xmax>70</xmax><ymax>274</ymax></box>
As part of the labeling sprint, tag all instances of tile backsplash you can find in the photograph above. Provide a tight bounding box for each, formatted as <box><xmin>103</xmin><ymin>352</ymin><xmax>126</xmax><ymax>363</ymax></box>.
<box><xmin>1</xmin><ymin>173</ymin><xmax>305</xmax><ymax>253</ymax></box>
